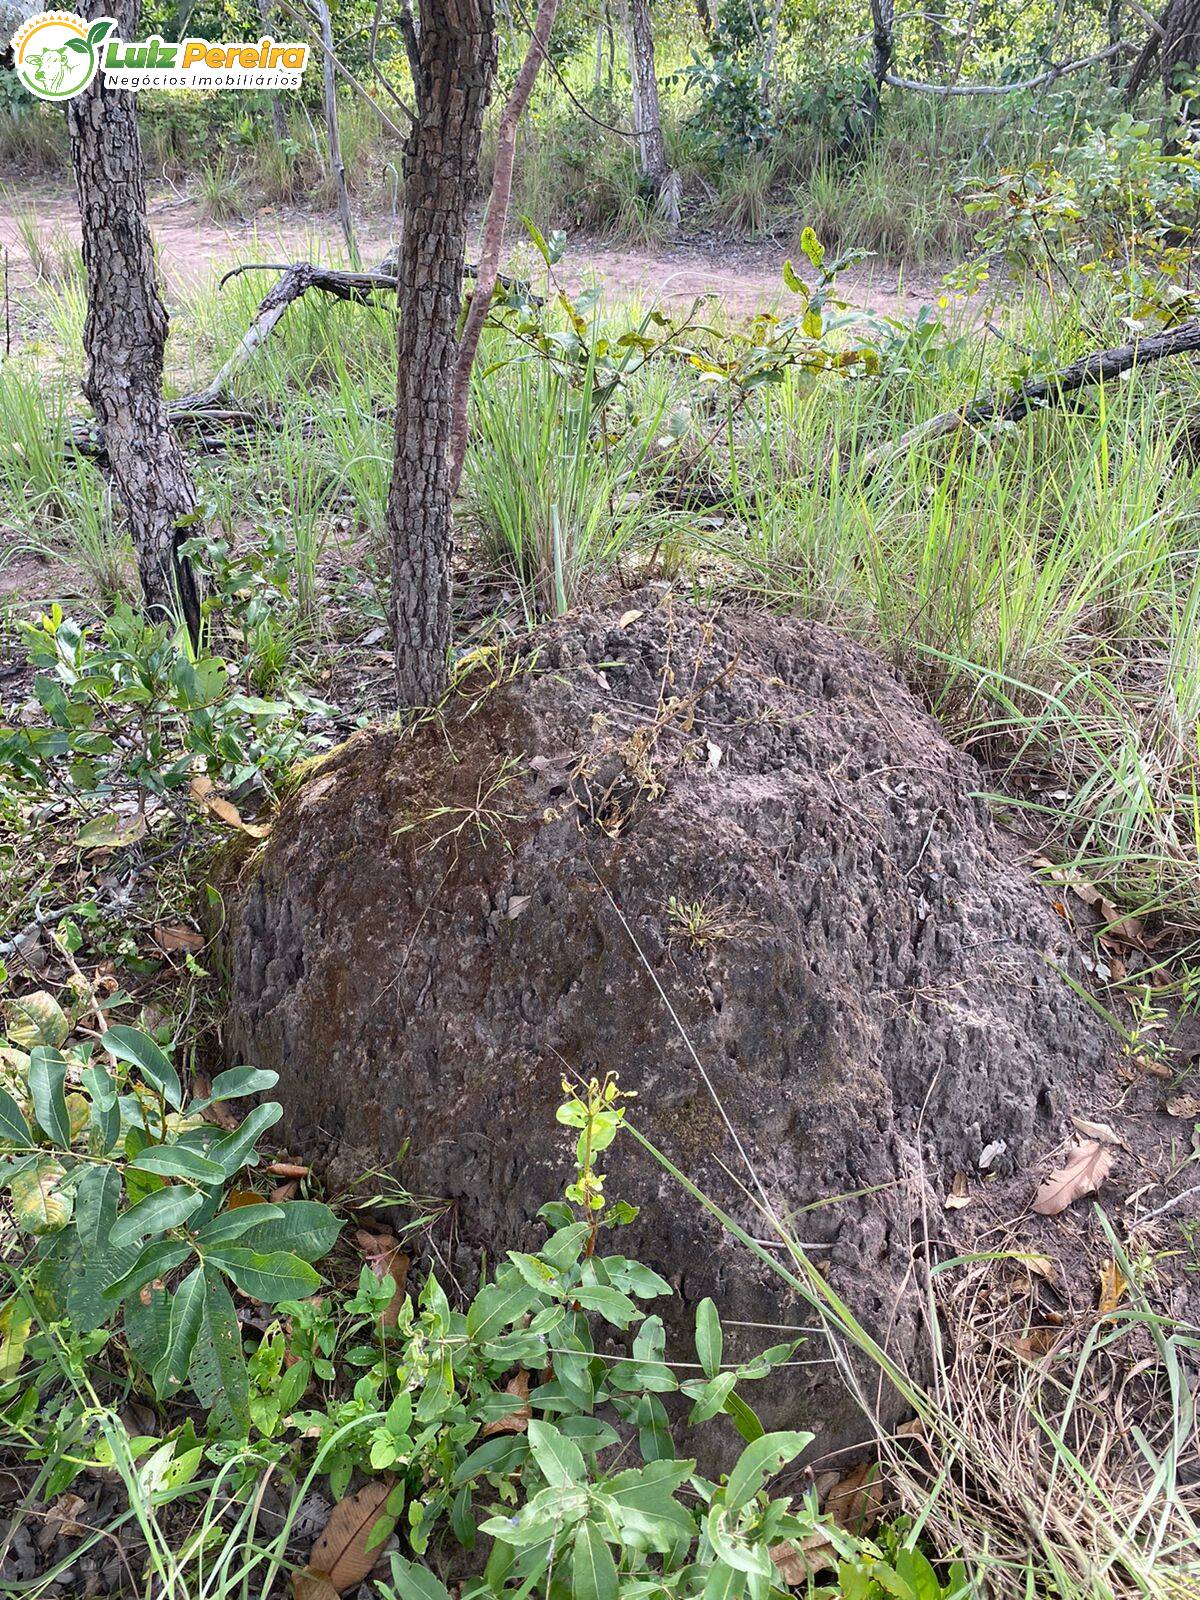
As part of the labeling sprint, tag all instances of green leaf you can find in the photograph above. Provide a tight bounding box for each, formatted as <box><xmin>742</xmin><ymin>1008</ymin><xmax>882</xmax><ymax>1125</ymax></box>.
<box><xmin>76</xmin><ymin>812</ymin><xmax>145</xmax><ymax>849</ymax></box>
<box><xmin>722</xmin><ymin>1389</ymin><xmax>765</xmax><ymax>1444</ymax></box>
<box><xmin>528</xmin><ymin>1419</ymin><xmax>586</xmax><ymax>1489</ymax></box>
<box><xmin>194</xmin><ymin>1066</ymin><xmax>278</xmax><ymax>1106</ymax></box>
<box><xmin>6</xmin><ymin>991</ymin><xmax>69</xmax><ymax>1049</ymax></box>
<box><xmin>103</xmin><ymin>1237</ymin><xmax>191</xmax><ymax>1303</ymax></box>
<box><xmin>28</xmin><ymin>1047</ymin><xmax>70</xmax><ymax>1145</ymax></box>
<box><xmin>206</xmin><ymin>1102</ymin><xmax>282</xmax><ymax>1176</ymax></box>
<box><xmin>81</xmin><ymin>1064</ymin><xmax>119</xmax><ymax>1153</ymax></box>
<box><xmin>235</xmin><ymin>1199</ymin><xmax>341</xmax><ymax>1262</ymax></box>
<box><xmin>701</xmin><ymin>1557</ymin><xmax>745</xmax><ymax>1599</ymax></box>
<box><xmin>571</xmin><ymin>1283</ymin><xmax>640</xmax><ymax>1327</ymax></box>
<box><xmin>466</xmin><ymin>1277</ymin><xmax>540</xmax><ymax>1341</ymax></box>
<box><xmin>75</xmin><ymin>1163</ymin><xmax>120</xmax><ymax>1253</ymax></box>
<box><xmin>386</xmin><ymin>1557</ymin><xmax>453</xmax><ymax>1600</ymax></box>
<box><xmin>154</xmin><ymin>1264</ymin><xmax>207</xmax><ymax>1395</ymax></box>
<box><xmin>572</xmin><ymin>1519</ymin><xmax>618</xmax><ymax>1600</ymax></box>
<box><xmin>686</xmin><ymin>1370</ymin><xmax>738</xmax><ymax>1425</ymax></box>
<box><xmin>799</xmin><ymin>226</ymin><xmax>825</xmax><ymax>270</ymax></box>
<box><xmin>696</xmin><ymin>1297</ymin><xmax>722</xmax><ymax>1377</ymax></box>
<box><xmin>189</xmin><ymin>1271</ymin><xmax>249</xmax><ymax>1428</ymax></box>
<box><xmin>204</xmin><ymin>1247</ymin><xmax>320</xmax><ymax>1303</ymax></box>
<box><xmin>10</xmin><ymin>1158</ymin><xmax>70</xmax><ymax>1234</ymax></box>
<box><xmin>724</xmin><ymin>1430</ymin><xmax>813</xmax><ymax>1511</ymax></box>
<box><xmin>0</xmin><ymin>1088</ymin><xmax>31</xmax><ymax>1147</ymax></box>
<box><xmin>781</xmin><ymin>259</ymin><xmax>809</xmax><ymax>298</ymax></box>
<box><xmin>128</xmin><ymin>1146</ymin><xmax>225</xmax><ymax>1184</ymax></box>
<box><xmin>195</xmin><ymin>1204</ymin><xmax>284</xmax><ymax>1247</ymax></box>
<box><xmin>451</xmin><ymin>1434</ymin><xmax>530</xmax><ymax>1487</ymax></box>
<box><xmin>110</xmin><ymin>1184</ymin><xmax>204</xmax><ymax>1250</ymax></box>
<box><xmin>103</xmin><ymin>1026</ymin><xmax>182</xmax><ymax>1110</ymax></box>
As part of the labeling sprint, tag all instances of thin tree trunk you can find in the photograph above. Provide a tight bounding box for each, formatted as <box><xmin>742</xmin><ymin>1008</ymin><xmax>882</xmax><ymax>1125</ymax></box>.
<box><xmin>866</xmin><ymin>0</ymin><xmax>894</xmax><ymax>129</ymax></box>
<box><xmin>448</xmin><ymin>0</ymin><xmax>560</xmax><ymax>495</ymax></box>
<box><xmin>761</xmin><ymin>0</ymin><xmax>784</xmax><ymax>107</ymax></box>
<box><xmin>257</xmin><ymin>0</ymin><xmax>289</xmax><ymax>142</ymax></box>
<box><xmin>385</xmin><ymin>0</ymin><xmax>496</xmax><ymax>707</ymax></box>
<box><xmin>313</xmin><ymin>0</ymin><xmax>357</xmax><ymax>264</ymax></box>
<box><xmin>66</xmin><ymin>0</ymin><xmax>200</xmax><ymax>641</ymax></box>
<box><xmin>625</xmin><ymin>0</ymin><xmax>678</xmax><ymax>224</ymax></box>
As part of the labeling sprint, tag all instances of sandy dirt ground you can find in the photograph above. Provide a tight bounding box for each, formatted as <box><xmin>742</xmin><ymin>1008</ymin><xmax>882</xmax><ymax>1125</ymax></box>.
<box><xmin>0</xmin><ymin>182</ymin><xmax>953</xmax><ymax>322</ymax></box>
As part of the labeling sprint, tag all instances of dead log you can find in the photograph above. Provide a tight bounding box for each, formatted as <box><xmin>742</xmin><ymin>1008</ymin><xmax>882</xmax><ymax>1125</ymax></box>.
<box><xmin>860</xmin><ymin>317</ymin><xmax>1200</xmax><ymax>478</ymax></box>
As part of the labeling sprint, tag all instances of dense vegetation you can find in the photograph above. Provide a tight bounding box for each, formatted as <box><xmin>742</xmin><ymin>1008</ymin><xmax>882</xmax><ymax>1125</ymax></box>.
<box><xmin>2</xmin><ymin>0</ymin><xmax>1199</xmax><ymax>1595</ymax></box>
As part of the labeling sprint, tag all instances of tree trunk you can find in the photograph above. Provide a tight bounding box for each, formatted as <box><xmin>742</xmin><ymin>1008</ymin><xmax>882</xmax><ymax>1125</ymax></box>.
<box><xmin>448</xmin><ymin>0</ymin><xmax>561</xmax><ymax>495</ymax></box>
<box><xmin>313</xmin><ymin>0</ymin><xmax>357</xmax><ymax>264</ymax></box>
<box><xmin>257</xmin><ymin>0</ymin><xmax>289</xmax><ymax>142</ymax></box>
<box><xmin>625</xmin><ymin>0</ymin><xmax>678</xmax><ymax>224</ymax></box>
<box><xmin>866</xmin><ymin>0</ymin><xmax>895</xmax><ymax>128</ymax></box>
<box><xmin>66</xmin><ymin>0</ymin><xmax>200</xmax><ymax>641</ymax></box>
<box><xmin>384</xmin><ymin>0</ymin><xmax>496</xmax><ymax>707</ymax></box>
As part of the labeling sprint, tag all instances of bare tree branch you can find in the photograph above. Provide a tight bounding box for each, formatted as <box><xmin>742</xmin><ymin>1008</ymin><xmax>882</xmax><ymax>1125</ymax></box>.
<box><xmin>884</xmin><ymin>39</ymin><xmax>1132</xmax><ymax>95</ymax></box>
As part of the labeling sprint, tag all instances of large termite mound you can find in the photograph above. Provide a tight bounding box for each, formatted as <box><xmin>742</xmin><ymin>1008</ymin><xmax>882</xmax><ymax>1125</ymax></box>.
<box><xmin>224</xmin><ymin>594</ymin><xmax>1112</xmax><ymax>1461</ymax></box>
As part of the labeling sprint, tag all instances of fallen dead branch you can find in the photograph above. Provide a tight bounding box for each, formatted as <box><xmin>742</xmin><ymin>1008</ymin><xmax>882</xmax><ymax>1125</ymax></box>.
<box><xmin>861</xmin><ymin>317</ymin><xmax>1200</xmax><ymax>478</ymax></box>
<box><xmin>68</xmin><ymin>253</ymin><xmax>539</xmax><ymax>456</ymax></box>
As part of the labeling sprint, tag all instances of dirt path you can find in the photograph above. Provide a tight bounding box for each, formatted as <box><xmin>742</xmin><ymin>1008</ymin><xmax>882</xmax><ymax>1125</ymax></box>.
<box><xmin>0</xmin><ymin>184</ymin><xmax>951</xmax><ymax>322</ymax></box>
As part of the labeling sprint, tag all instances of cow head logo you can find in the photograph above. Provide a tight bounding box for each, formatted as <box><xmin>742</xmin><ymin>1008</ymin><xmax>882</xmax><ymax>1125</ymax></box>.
<box><xmin>13</xmin><ymin>11</ymin><xmax>114</xmax><ymax>101</ymax></box>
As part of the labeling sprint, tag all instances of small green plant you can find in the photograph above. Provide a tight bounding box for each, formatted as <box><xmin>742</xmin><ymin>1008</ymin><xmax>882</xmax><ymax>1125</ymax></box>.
<box><xmin>0</xmin><ymin>1008</ymin><xmax>341</xmax><ymax>1427</ymax></box>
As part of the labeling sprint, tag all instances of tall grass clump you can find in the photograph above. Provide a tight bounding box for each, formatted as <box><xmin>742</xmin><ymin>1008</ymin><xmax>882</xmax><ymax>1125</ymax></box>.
<box><xmin>464</xmin><ymin>350</ymin><xmax>685</xmax><ymax>617</ymax></box>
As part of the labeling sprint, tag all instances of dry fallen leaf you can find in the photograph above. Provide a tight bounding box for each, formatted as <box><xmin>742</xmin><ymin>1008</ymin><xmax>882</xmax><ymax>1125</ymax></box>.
<box><xmin>825</xmin><ymin>1461</ymin><xmax>884</xmax><ymax>1534</ymax></box>
<box><xmin>1166</xmin><ymin>1094</ymin><xmax>1200</xmax><ymax>1121</ymax></box>
<box><xmin>37</xmin><ymin>1492</ymin><xmax>87</xmax><ymax>1552</ymax></box>
<box><xmin>507</xmin><ymin>894</ymin><xmax>532</xmax><ymax>920</ymax></box>
<box><xmin>1098</xmin><ymin>1258</ymin><xmax>1127</xmax><ymax>1317</ymax></box>
<box><xmin>307</xmin><ymin>1480</ymin><xmax>393</xmax><ymax>1593</ymax></box>
<box><xmin>154</xmin><ymin>923</ymin><xmax>204</xmax><ymax>954</ymax></box>
<box><xmin>618</xmin><ymin>609</ymin><xmax>643</xmax><ymax>629</ymax></box>
<box><xmin>1013</xmin><ymin>1327</ymin><xmax>1056</xmax><ymax>1360</ymax></box>
<box><xmin>355</xmin><ymin>1229</ymin><xmax>410</xmax><ymax>1327</ymax></box>
<box><xmin>188</xmin><ymin>775</ymin><xmax>271</xmax><ymax>839</ymax></box>
<box><xmin>944</xmin><ymin>1171</ymin><xmax>971</xmax><ymax>1210</ymax></box>
<box><xmin>1032</xmin><ymin>1141</ymin><xmax>1114</xmax><ymax>1216</ymax></box>
<box><xmin>770</xmin><ymin>1534</ymin><xmax>838</xmax><ymax>1585</ymax></box>
<box><xmin>482</xmin><ymin>1370</ymin><xmax>531</xmax><ymax>1437</ymax></box>
<box><xmin>1070</xmin><ymin>1116</ymin><xmax>1124</xmax><ymax>1147</ymax></box>
<box><xmin>292</xmin><ymin>1572</ymin><xmax>340</xmax><ymax>1600</ymax></box>
<box><xmin>267</xmin><ymin>1162</ymin><xmax>310</xmax><ymax>1179</ymax></box>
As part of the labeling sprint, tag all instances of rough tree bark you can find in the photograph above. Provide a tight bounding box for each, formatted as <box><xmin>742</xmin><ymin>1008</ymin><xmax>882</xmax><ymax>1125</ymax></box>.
<box><xmin>384</xmin><ymin>0</ymin><xmax>496</xmax><ymax>707</ymax></box>
<box><xmin>66</xmin><ymin>0</ymin><xmax>201</xmax><ymax>640</ymax></box>
<box><xmin>447</xmin><ymin>0</ymin><xmax>561</xmax><ymax>495</ymax></box>
<box><xmin>625</xmin><ymin>0</ymin><xmax>678</xmax><ymax>224</ymax></box>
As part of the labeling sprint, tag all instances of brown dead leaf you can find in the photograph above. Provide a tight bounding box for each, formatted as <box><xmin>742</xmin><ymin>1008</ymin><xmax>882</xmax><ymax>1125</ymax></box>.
<box><xmin>355</xmin><ymin>1229</ymin><xmax>410</xmax><ymax>1327</ymax></box>
<box><xmin>1024</xmin><ymin>1253</ymin><xmax>1057</xmax><ymax>1285</ymax></box>
<box><xmin>1166</xmin><ymin>1094</ymin><xmax>1200</xmax><ymax>1120</ymax></box>
<box><xmin>770</xmin><ymin>1534</ymin><xmax>838</xmax><ymax>1586</ymax></box>
<box><xmin>825</xmin><ymin>1461</ymin><xmax>884</xmax><ymax>1534</ymax></box>
<box><xmin>1013</xmin><ymin>1327</ymin><xmax>1057</xmax><ymax>1360</ymax></box>
<box><xmin>307</xmin><ymin>1480</ymin><xmax>393</xmax><ymax>1592</ymax></box>
<box><xmin>1070</xmin><ymin>1116</ymin><xmax>1124</xmax><ymax>1147</ymax></box>
<box><xmin>1032</xmin><ymin>1141</ymin><xmax>1114</xmax><ymax>1216</ymax></box>
<box><xmin>37</xmin><ymin>1493</ymin><xmax>87</xmax><ymax>1552</ymax></box>
<box><xmin>482</xmin><ymin>1370</ymin><xmax>531</xmax><ymax>1437</ymax></box>
<box><xmin>188</xmin><ymin>775</ymin><xmax>271</xmax><ymax>839</ymax></box>
<box><xmin>271</xmin><ymin>1179</ymin><xmax>300</xmax><ymax>1202</ymax></box>
<box><xmin>1098</xmin><ymin>1259</ymin><xmax>1127</xmax><ymax>1317</ymax></box>
<box><xmin>292</xmin><ymin>1572</ymin><xmax>340</xmax><ymax>1600</ymax></box>
<box><xmin>618</xmin><ymin>609</ymin><xmax>644</xmax><ymax>629</ymax></box>
<box><xmin>154</xmin><ymin>924</ymin><xmax>204</xmax><ymax>954</ymax></box>
<box><xmin>227</xmin><ymin>1189</ymin><xmax>268</xmax><ymax>1209</ymax></box>
<box><xmin>267</xmin><ymin>1161</ymin><xmax>310</xmax><ymax>1178</ymax></box>
<box><xmin>944</xmin><ymin>1171</ymin><xmax>971</xmax><ymax>1210</ymax></box>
